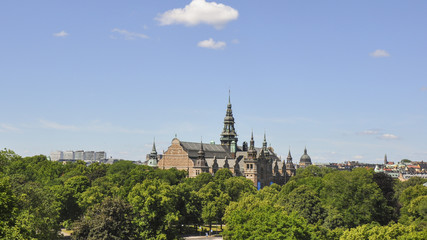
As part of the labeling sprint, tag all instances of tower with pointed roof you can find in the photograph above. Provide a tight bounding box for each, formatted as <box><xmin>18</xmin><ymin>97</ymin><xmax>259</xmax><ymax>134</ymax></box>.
<box><xmin>147</xmin><ymin>139</ymin><xmax>158</xmax><ymax>168</ymax></box>
<box><xmin>244</xmin><ymin>131</ymin><xmax>259</xmax><ymax>186</ymax></box>
<box><xmin>283</xmin><ymin>149</ymin><xmax>296</xmax><ymax>181</ymax></box>
<box><xmin>384</xmin><ymin>154</ymin><xmax>388</xmax><ymax>165</ymax></box>
<box><xmin>220</xmin><ymin>91</ymin><xmax>238</xmax><ymax>146</ymax></box>
<box><xmin>193</xmin><ymin>141</ymin><xmax>209</xmax><ymax>176</ymax></box>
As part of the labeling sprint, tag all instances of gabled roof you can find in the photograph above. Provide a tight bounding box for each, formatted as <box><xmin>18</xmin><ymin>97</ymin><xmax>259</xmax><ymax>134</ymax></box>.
<box><xmin>180</xmin><ymin>141</ymin><xmax>231</xmax><ymax>159</ymax></box>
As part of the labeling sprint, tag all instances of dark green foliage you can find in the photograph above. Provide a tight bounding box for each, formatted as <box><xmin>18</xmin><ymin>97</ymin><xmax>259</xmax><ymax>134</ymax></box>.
<box><xmin>373</xmin><ymin>172</ymin><xmax>399</xmax><ymax>221</ymax></box>
<box><xmin>72</xmin><ymin>197</ymin><xmax>137</xmax><ymax>240</ymax></box>
<box><xmin>321</xmin><ymin>168</ymin><xmax>393</xmax><ymax>228</ymax></box>
<box><xmin>280</xmin><ymin>185</ymin><xmax>325</xmax><ymax>224</ymax></box>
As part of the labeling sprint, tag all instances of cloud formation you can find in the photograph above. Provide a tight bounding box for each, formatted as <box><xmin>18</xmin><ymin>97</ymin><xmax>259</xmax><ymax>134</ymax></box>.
<box><xmin>359</xmin><ymin>129</ymin><xmax>380</xmax><ymax>135</ymax></box>
<box><xmin>421</xmin><ymin>87</ymin><xmax>427</xmax><ymax>91</ymax></box>
<box><xmin>156</xmin><ymin>0</ymin><xmax>238</xmax><ymax>29</ymax></box>
<box><xmin>379</xmin><ymin>133</ymin><xmax>399</xmax><ymax>140</ymax></box>
<box><xmin>197</xmin><ymin>38</ymin><xmax>226</xmax><ymax>49</ymax></box>
<box><xmin>53</xmin><ymin>30</ymin><xmax>69</xmax><ymax>37</ymax></box>
<box><xmin>370</xmin><ymin>49</ymin><xmax>390</xmax><ymax>58</ymax></box>
<box><xmin>111</xmin><ymin>28</ymin><xmax>149</xmax><ymax>40</ymax></box>
<box><xmin>359</xmin><ymin>129</ymin><xmax>399</xmax><ymax>140</ymax></box>
<box><xmin>0</xmin><ymin>123</ymin><xmax>20</xmax><ymax>132</ymax></box>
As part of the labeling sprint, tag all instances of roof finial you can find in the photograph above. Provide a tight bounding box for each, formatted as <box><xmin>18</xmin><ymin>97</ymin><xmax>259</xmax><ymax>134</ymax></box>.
<box><xmin>152</xmin><ymin>137</ymin><xmax>156</xmax><ymax>149</ymax></box>
<box><xmin>228</xmin><ymin>89</ymin><xmax>231</xmax><ymax>104</ymax></box>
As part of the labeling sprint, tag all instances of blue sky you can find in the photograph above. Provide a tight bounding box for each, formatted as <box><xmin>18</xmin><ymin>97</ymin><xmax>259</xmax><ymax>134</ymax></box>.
<box><xmin>0</xmin><ymin>0</ymin><xmax>426</xmax><ymax>164</ymax></box>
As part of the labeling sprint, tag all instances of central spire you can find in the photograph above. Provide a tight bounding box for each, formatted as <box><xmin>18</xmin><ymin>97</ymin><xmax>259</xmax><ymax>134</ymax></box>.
<box><xmin>220</xmin><ymin>90</ymin><xmax>238</xmax><ymax>146</ymax></box>
<box><xmin>248</xmin><ymin>130</ymin><xmax>257</xmax><ymax>159</ymax></box>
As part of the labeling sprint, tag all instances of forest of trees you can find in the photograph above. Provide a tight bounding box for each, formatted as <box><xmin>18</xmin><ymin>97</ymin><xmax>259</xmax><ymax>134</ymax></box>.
<box><xmin>1</xmin><ymin>149</ymin><xmax>426</xmax><ymax>239</ymax></box>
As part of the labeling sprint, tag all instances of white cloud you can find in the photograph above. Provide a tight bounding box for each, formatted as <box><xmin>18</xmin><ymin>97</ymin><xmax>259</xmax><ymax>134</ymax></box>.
<box><xmin>111</xmin><ymin>28</ymin><xmax>149</xmax><ymax>40</ymax></box>
<box><xmin>0</xmin><ymin>123</ymin><xmax>20</xmax><ymax>132</ymax></box>
<box><xmin>379</xmin><ymin>133</ymin><xmax>399</xmax><ymax>140</ymax></box>
<box><xmin>198</xmin><ymin>38</ymin><xmax>226</xmax><ymax>49</ymax></box>
<box><xmin>359</xmin><ymin>129</ymin><xmax>380</xmax><ymax>135</ymax></box>
<box><xmin>231</xmin><ymin>39</ymin><xmax>240</xmax><ymax>44</ymax></box>
<box><xmin>353</xmin><ymin>155</ymin><xmax>364</xmax><ymax>159</ymax></box>
<box><xmin>53</xmin><ymin>30</ymin><xmax>69</xmax><ymax>37</ymax></box>
<box><xmin>156</xmin><ymin>0</ymin><xmax>238</xmax><ymax>29</ymax></box>
<box><xmin>370</xmin><ymin>49</ymin><xmax>390</xmax><ymax>58</ymax></box>
<box><xmin>40</xmin><ymin>119</ymin><xmax>78</xmax><ymax>131</ymax></box>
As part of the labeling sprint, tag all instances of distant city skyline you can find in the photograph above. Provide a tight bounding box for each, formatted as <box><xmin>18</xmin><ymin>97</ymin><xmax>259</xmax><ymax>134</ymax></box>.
<box><xmin>0</xmin><ymin>1</ymin><xmax>426</xmax><ymax>164</ymax></box>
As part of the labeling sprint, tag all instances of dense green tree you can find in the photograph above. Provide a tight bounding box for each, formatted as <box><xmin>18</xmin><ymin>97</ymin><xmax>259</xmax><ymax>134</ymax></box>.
<box><xmin>214</xmin><ymin>168</ymin><xmax>233</xmax><ymax>182</ymax></box>
<box><xmin>54</xmin><ymin>175</ymin><xmax>90</xmax><ymax>222</ymax></box>
<box><xmin>224</xmin><ymin>194</ymin><xmax>316</xmax><ymax>240</ymax></box>
<box><xmin>184</xmin><ymin>172</ymin><xmax>213</xmax><ymax>191</ymax></box>
<box><xmin>86</xmin><ymin>162</ymin><xmax>108</xmax><ymax>182</ymax></box>
<box><xmin>170</xmin><ymin>182</ymin><xmax>202</xmax><ymax>231</ymax></box>
<box><xmin>321</xmin><ymin>168</ymin><xmax>393</xmax><ymax>228</ymax></box>
<box><xmin>399</xmin><ymin>185</ymin><xmax>427</xmax><ymax>228</ymax></box>
<box><xmin>280</xmin><ymin>185</ymin><xmax>325</xmax><ymax>224</ymax></box>
<box><xmin>394</xmin><ymin>177</ymin><xmax>427</xmax><ymax>201</ymax></box>
<box><xmin>373</xmin><ymin>172</ymin><xmax>399</xmax><ymax>221</ymax></box>
<box><xmin>128</xmin><ymin>179</ymin><xmax>179</xmax><ymax>240</ymax></box>
<box><xmin>72</xmin><ymin>197</ymin><xmax>137</xmax><ymax>240</ymax></box>
<box><xmin>197</xmin><ymin>181</ymin><xmax>230</xmax><ymax>230</ymax></box>
<box><xmin>0</xmin><ymin>176</ymin><xmax>17</xmax><ymax>238</ymax></box>
<box><xmin>77</xmin><ymin>186</ymin><xmax>105</xmax><ymax>212</ymax></box>
<box><xmin>224</xmin><ymin>176</ymin><xmax>256</xmax><ymax>202</ymax></box>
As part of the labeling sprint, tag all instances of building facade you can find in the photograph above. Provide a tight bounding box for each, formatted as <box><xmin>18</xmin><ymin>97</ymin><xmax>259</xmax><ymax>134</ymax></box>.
<box><xmin>155</xmin><ymin>95</ymin><xmax>311</xmax><ymax>188</ymax></box>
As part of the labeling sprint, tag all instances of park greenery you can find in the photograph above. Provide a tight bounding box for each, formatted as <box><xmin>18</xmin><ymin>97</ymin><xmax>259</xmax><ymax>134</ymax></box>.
<box><xmin>1</xmin><ymin>149</ymin><xmax>426</xmax><ymax>239</ymax></box>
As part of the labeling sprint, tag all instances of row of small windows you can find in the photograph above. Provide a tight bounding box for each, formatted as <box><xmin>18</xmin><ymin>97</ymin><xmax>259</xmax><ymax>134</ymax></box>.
<box><xmin>246</xmin><ymin>164</ymin><xmax>254</xmax><ymax>169</ymax></box>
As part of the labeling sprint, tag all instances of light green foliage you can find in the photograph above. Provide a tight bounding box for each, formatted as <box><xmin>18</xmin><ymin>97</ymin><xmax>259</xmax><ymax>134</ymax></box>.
<box><xmin>340</xmin><ymin>223</ymin><xmax>427</xmax><ymax>240</ymax></box>
<box><xmin>214</xmin><ymin>168</ymin><xmax>233</xmax><ymax>182</ymax></box>
<box><xmin>1</xmin><ymin>180</ymin><xmax>61</xmax><ymax>240</ymax></box>
<box><xmin>128</xmin><ymin>179</ymin><xmax>179</xmax><ymax>240</ymax></box>
<box><xmin>399</xmin><ymin>185</ymin><xmax>427</xmax><ymax>228</ymax></box>
<box><xmin>0</xmin><ymin>176</ymin><xmax>17</xmax><ymax>238</ymax></box>
<box><xmin>223</xmin><ymin>176</ymin><xmax>256</xmax><ymax>202</ymax></box>
<box><xmin>185</xmin><ymin>172</ymin><xmax>213</xmax><ymax>191</ymax></box>
<box><xmin>394</xmin><ymin>177</ymin><xmax>427</xmax><ymax>200</ymax></box>
<box><xmin>223</xmin><ymin>194</ymin><xmax>316</xmax><ymax>240</ymax></box>
<box><xmin>77</xmin><ymin>186</ymin><xmax>105</xmax><ymax>212</ymax></box>
<box><xmin>197</xmin><ymin>181</ymin><xmax>230</xmax><ymax>229</ymax></box>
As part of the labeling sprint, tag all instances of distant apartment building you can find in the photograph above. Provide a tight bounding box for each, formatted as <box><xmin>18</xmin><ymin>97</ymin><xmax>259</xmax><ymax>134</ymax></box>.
<box><xmin>75</xmin><ymin>150</ymin><xmax>84</xmax><ymax>160</ymax></box>
<box><xmin>50</xmin><ymin>150</ymin><xmax>108</xmax><ymax>163</ymax></box>
<box><xmin>63</xmin><ymin>151</ymin><xmax>75</xmax><ymax>160</ymax></box>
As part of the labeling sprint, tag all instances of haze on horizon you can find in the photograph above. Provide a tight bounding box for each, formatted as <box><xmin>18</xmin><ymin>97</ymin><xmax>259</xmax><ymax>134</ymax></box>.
<box><xmin>0</xmin><ymin>0</ymin><xmax>426</xmax><ymax>164</ymax></box>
